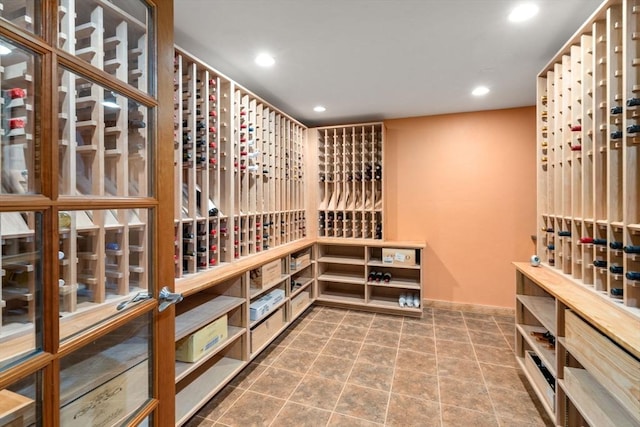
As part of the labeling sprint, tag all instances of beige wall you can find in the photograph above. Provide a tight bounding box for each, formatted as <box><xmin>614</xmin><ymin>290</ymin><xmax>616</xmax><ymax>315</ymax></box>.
<box><xmin>384</xmin><ymin>106</ymin><xmax>537</xmax><ymax>309</ymax></box>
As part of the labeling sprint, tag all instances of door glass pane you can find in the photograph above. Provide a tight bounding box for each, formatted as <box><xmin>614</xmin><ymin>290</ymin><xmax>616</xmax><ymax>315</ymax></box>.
<box><xmin>59</xmin><ymin>208</ymin><xmax>151</xmax><ymax>341</ymax></box>
<box><xmin>1</xmin><ymin>370</ymin><xmax>42</xmax><ymax>426</ymax></box>
<box><xmin>0</xmin><ymin>211</ymin><xmax>42</xmax><ymax>371</ymax></box>
<box><xmin>0</xmin><ymin>37</ymin><xmax>40</xmax><ymax>195</ymax></box>
<box><xmin>60</xmin><ymin>313</ymin><xmax>152</xmax><ymax>426</ymax></box>
<box><xmin>0</xmin><ymin>0</ymin><xmax>39</xmax><ymax>35</ymax></box>
<box><xmin>58</xmin><ymin>0</ymin><xmax>152</xmax><ymax>93</ymax></box>
<box><xmin>58</xmin><ymin>68</ymin><xmax>151</xmax><ymax>198</ymax></box>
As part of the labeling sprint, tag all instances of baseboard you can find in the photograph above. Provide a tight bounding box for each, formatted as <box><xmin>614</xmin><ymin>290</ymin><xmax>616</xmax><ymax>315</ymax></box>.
<box><xmin>423</xmin><ymin>299</ymin><xmax>514</xmax><ymax>317</ymax></box>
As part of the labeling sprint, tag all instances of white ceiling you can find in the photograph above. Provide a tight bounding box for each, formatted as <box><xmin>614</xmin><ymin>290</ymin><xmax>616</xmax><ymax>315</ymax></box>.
<box><xmin>174</xmin><ymin>0</ymin><xmax>603</xmax><ymax>126</ymax></box>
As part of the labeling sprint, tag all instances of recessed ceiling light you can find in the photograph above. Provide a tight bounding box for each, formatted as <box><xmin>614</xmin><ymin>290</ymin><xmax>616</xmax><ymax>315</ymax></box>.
<box><xmin>472</xmin><ymin>86</ymin><xmax>490</xmax><ymax>96</ymax></box>
<box><xmin>255</xmin><ymin>53</ymin><xmax>275</xmax><ymax>67</ymax></box>
<box><xmin>313</xmin><ymin>106</ymin><xmax>326</xmax><ymax>112</ymax></box>
<box><xmin>509</xmin><ymin>3</ymin><xmax>539</xmax><ymax>22</ymax></box>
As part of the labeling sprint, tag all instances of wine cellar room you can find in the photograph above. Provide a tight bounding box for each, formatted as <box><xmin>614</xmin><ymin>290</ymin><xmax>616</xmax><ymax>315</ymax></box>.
<box><xmin>1</xmin><ymin>0</ymin><xmax>639</xmax><ymax>426</ymax></box>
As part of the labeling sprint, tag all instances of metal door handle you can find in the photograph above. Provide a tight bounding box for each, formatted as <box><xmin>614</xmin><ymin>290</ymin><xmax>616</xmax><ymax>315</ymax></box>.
<box><xmin>117</xmin><ymin>291</ymin><xmax>153</xmax><ymax>311</ymax></box>
<box><xmin>158</xmin><ymin>286</ymin><xmax>183</xmax><ymax>312</ymax></box>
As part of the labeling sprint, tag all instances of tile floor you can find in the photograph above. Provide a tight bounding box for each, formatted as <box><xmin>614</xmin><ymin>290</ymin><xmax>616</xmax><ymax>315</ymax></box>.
<box><xmin>185</xmin><ymin>306</ymin><xmax>553</xmax><ymax>427</ymax></box>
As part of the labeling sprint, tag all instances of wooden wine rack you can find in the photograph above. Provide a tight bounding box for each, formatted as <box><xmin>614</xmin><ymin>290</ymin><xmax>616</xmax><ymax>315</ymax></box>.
<box><xmin>537</xmin><ymin>0</ymin><xmax>640</xmax><ymax>313</ymax></box>
<box><xmin>313</xmin><ymin>123</ymin><xmax>384</xmax><ymax>240</ymax></box>
<box><xmin>173</xmin><ymin>49</ymin><xmax>307</xmax><ymax>279</ymax></box>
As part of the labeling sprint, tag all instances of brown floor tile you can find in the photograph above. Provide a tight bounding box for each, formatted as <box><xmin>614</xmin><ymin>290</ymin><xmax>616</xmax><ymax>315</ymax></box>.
<box><xmin>322</xmin><ymin>337</ymin><xmax>363</xmax><ymax>360</ymax></box>
<box><xmin>401</xmin><ymin>321</ymin><xmax>435</xmax><ymax>337</ymax></box>
<box><xmin>399</xmin><ymin>334</ymin><xmax>435</xmax><ymax>354</ymax></box>
<box><xmin>370</xmin><ymin>314</ymin><xmax>404</xmax><ymax>332</ymax></box>
<box><xmin>271</xmin><ymin>348</ymin><xmax>317</xmax><ymax>374</ymax></box>
<box><xmin>289</xmin><ymin>375</ymin><xmax>344</xmax><ymax>410</ymax></box>
<box><xmin>436</xmin><ymin>339</ymin><xmax>476</xmax><ymax>360</ymax></box>
<box><xmin>433</xmin><ymin>308</ymin><xmax>463</xmax><ymax>318</ymax></box>
<box><xmin>183</xmin><ymin>416</ymin><xmax>216</xmax><ymax>427</ymax></box>
<box><xmin>385</xmin><ymin>393</ymin><xmax>441</xmax><ymax>427</ymax></box>
<box><xmin>270</xmin><ymin>401</ymin><xmax>332</xmax><ymax>427</ymax></box>
<box><xmin>403</xmin><ymin>310</ymin><xmax>434</xmax><ymax>325</ymax></box>
<box><xmin>488</xmin><ymin>387</ymin><xmax>550</xmax><ymax>425</ymax></box>
<box><xmin>333</xmin><ymin>324</ymin><xmax>369</xmax><ymax>342</ymax></box>
<box><xmin>228</xmin><ymin>363</ymin><xmax>266</xmax><ymax>389</ymax></box>
<box><xmin>195</xmin><ymin>386</ymin><xmax>246</xmax><ymax>421</ymax></box>
<box><xmin>462</xmin><ymin>311</ymin><xmax>496</xmax><ymax>321</ymax></box>
<box><xmin>248</xmin><ymin>367</ymin><xmax>303</xmax><ymax>399</ymax></box>
<box><xmin>303</xmin><ymin>320</ymin><xmax>339</xmax><ymax>337</ymax></box>
<box><xmin>327</xmin><ymin>413</ymin><xmax>384</xmax><ymax>426</ymax></box>
<box><xmin>493</xmin><ymin>315</ymin><xmax>515</xmax><ymax>323</ymax></box>
<box><xmin>497</xmin><ymin>322</ymin><xmax>515</xmax><ymax>337</ymax></box>
<box><xmin>435</xmin><ymin>324</ymin><xmax>470</xmax><ymax>342</ymax></box>
<box><xmin>274</xmin><ymin>329</ymin><xmax>299</xmax><ymax>346</ymax></box>
<box><xmin>357</xmin><ymin>344</ymin><xmax>398</xmax><ymax>368</ymax></box>
<box><xmin>497</xmin><ymin>416</ymin><xmax>553</xmax><ymax>427</ymax></box>
<box><xmin>434</xmin><ymin>314</ymin><xmax>467</xmax><ymax>329</ymax></box>
<box><xmin>289</xmin><ymin>332</ymin><xmax>328</xmax><ymax>352</ymax></box>
<box><xmin>474</xmin><ymin>344</ymin><xmax>516</xmax><ymax>367</ymax></box>
<box><xmin>437</xmin><ymin>357</ymin><xmax>483</xmax><ymax>383</ymax></box>
<box><xmin>481</xmin><ymin>363</ymin><xmax>528</xmax><ymax>393</ymax></box>
<box><xmin>309</xmin><ymin>354</ymin><xmax>355</xmax><ymax>382</ymax></box>
<box><xmin>252</xmin><ymin>343</ymin><xmax>286</xmax><ymax>366</ymax></box>
<box><xmin>441</xmin><ymin>404</ymin><xmax>499</xmax><ymax>427</ymax></box>
<box><xmin>364</xmin><ymin>329</ymin><xmax>400</xmax><ymax>348</ymax></box>
<box><xmin>217</xmin><ymin>391</ymin><xmax>285</xmax><ymax>426</ymax></box>
<box><xmin>391</xmin><ymin>368</ymin><xmax>439</xmax><ymax>402</ymax></box>
<box><xmin>438</xmin><ymin>376</ymin><xmax>494</xmax><ymax>413</ymax></box>
<box><xmin>468</xmin><ymin>329</ymin><xmax>511</xmax><ymax>349</ymax></box>
<box><xmin>348</xmin><ymin>361</ymin><xmax>394</xmax><ymax>391</ymax></box>
<box><xmin>465</xmin><ymin>318</ymin><xmax>501</xmax><ymax>334</ymax></box>
<box><xmin>315</xmin><ymin>307</ymin><xmax>348</xmax><ymax>324</ymax></box>
<box><xmin>334</xmin><ymin>384</ymin><xmax>389</xmax><ymax>424</ymax></box>
<box><xmin>302</xmin><ymin>305</ymin><xmax>325</xmax><ymax>320</ymax></box>
<box><xmin>396</xmin><ymin>349</ymin><xmax>437</xmax><ymax>375</ymax></box>
<box><xmin>342</xmin><ymin>314</ymin><xmax>375</xmax><ymax>329</ymax></box>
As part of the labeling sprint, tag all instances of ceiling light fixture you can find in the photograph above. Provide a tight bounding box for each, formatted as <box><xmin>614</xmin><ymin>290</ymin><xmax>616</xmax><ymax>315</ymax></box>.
<box><xmin>472</xmin><ymin>86</ymin><xmax>490</xmax><ymax>96</ymax></box>
<box><xmin>255</xmin><ymin>53</ymin><xmax>275</xmax><ymax>67</ymax></box>
<box><xmin>313</xmin><ymin>106</ymin><xmax>326</xmax><ymax>113</ymax></box>
<box><xmin>508</xmin><ymin>3</ymin><xmax>539</xmax><ymax>22</ymax></box>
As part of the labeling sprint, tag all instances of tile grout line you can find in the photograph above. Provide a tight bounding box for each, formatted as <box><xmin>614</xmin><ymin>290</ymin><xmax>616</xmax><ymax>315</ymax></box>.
<box><xmin>431</xmin><ymin>309</ymin><xmax>446</xmax><ymax>427</ymax></box>
<box><xmin>381</xmin><ymin>314</ymin><xmax>404</xmax><ymax>426</ymax></box>
<box><xmin>266</xmin><ymin>306</ymin><xmax>338</xmax><ymax>427</ymax></box>
<box><xmin>467</xmin><ymin>314</ymin><xmax>502</xmax><ymax>426</ymax></box>
<box><xmin>325</xmin><ymin>310</ymin><xmax>375</xmax><ymax>426</ymax></box>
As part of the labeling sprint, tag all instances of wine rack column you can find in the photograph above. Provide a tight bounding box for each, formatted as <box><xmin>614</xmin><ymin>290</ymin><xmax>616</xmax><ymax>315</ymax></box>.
<box><xmin>581</xmin><ymin>34</ymin><xmax>596</xmax><ymax>285</ymax></box>
<box><xmin>570</xmin><ymin>45</ymin><xmax>583</xmax><ymax>281</ymax></box>
<box><xmin>624</xmin><ymin>0</ymin><xmax>640</xmax><ymax>306</ymax></box>
<box><xmin>219</xmin><ymin>78</ymin><xmax>233</xmax><ymax>265</ymax></box>
<box><xmin>315</xmin><ymin>123</ymin><xmax>383</xmax><ymax>241</ymax></box>
<box><xmin>559</xmin><ymin>54</ymin><xmax>572</xmax><ymax>275</ymax></box>
<box><xmin>607</xmin><ymin>5</ymin><xmax>625</xmax><ymax>299</ymax></box>
<box><xmin>594</xmin><ymin>19</ymin><xmax>609</xmax><ymax>293</ymax></box>
<box><xmin>538</xmin><ymin>75</ymin><xmax>551</xmax><ymax>264</ymax></box>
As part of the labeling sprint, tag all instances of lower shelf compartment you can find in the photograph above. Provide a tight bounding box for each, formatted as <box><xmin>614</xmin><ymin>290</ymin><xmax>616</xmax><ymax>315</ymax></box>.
<box><xmin>175</xmin><ymin>356</ymin><xmax>246</xmax><ymax>425</ymax></box>
<box><xmin>560</xmin><ymin>367</ymin><xmax>640</xmax><ymax>427</ymax></box>
<box><xmin>517</xmin><ymin>351</ymin><xmax>555</xmax><ymax>420</ymax></box>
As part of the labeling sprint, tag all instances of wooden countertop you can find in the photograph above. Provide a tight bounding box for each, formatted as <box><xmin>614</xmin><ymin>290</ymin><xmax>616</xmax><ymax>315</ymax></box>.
<box><xmin>316</xmin><ymin>237</ymin><xmax>426</xmax><ymax>248</ymax></box>
<box><xmin>514</xmin><ymin>262</ymin><xmax>640</xmax><ymax>359</ymax></box>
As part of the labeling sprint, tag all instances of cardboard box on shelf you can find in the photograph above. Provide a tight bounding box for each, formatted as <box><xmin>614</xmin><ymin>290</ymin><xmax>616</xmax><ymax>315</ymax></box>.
<box><xmin>250</xmin><ymin>288</ymin><xmax>285</xmax><ymax>321</ymax></box>
<box><xmin>251</xmin><ymin>307</ymin><xmax>285</xmax><ymax>352</ymax></box>
<box><xmin>290</xmin><ymin>252</ymin><xmax>311</xmax><ymax>271</ymax></box>
<box><xmin>250</xmin><ymin>259</ymin><xmax>282</xmax><ymax>288</ymax></box>
<box><xmin>175</xmin><ymin>314</ymin><xmax>228</xmax><ymax>362</ymax></box>
<box><xmin>382</xmin><ymin>248</ymin><xmax>417</xmax><ymax>266</ymax></box>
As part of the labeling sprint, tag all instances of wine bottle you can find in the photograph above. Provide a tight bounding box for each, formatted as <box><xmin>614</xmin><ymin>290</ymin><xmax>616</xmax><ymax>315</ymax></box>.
<box><xmin>610</xmin><ymin>288</ymin><xmax>623</xmax><ymax>297</ymax></box>
<box><xmin>627</xmin><ymin>124</ymin><xmax>640</xmax><ymax>134</ymax></box>
<box><xmin>579</xmin><ymin>237</ymin><xmax>593</xmax><ymax>244</ymax></box>
<box><xmin>383</xmin><ymin>272</ymin><xmax>392</xmax><ymax>283</ymax></box>
<box><xmin>593</xmin><ymin>259</ymin><xmax>607</xmax><ymax>268</ymax></box>
<box><xmin>625</xmin><ymin>271</ymin><xmax>640</xmax><ymax>281</ymax></box>
<box><xmin>609</xmin><ymin>241</ymin><xmax>623</xmax><ymax>250</ymax></box>
<box><xmin>547</xmin><ymin>244</ymin><xmax>555</xmax><ymax>250</ymax></box>
<box><xmin>375</xmin><ymin>271</ymin><xmax>384</xmax><ymax>282</ymax></box>
<box><xmin>558</xmin><ymin>231</ymin><xmax>571</xmax><ymax>237</ymax></box>
<box><xmin>623</xmin><ymin>245</ymin><xmax>640</xmax><ymax>253</ymax></box>
<box><xmin>611</xmin><ymin>106</ymin><xmax>622</xmax><ymax>114</ymax></box>
<box><xmin>570</xmin><ymin>124</ymin><xmax>581</xmax><ymax>131</ymax></box>
<box><xmin>593</xmin><ymin>239</ymin><xmax>607</xmax><ymax>245</ymax></box>
<box><xmin>627</xmin><ymin>97</ymin><xmax>640</xmax><ymax>107</ymax></box>
<box><xmin>611</xmin><ymin>131</ymin><xmax>622</xmax><ymax>140</ymax></box>
<box><xmin>609</xmin><ymin>265</ymin><xmax>623</xmax><ymax>274</ymax></box>
<box><xmin>368</xmin><ymin>271</ymin><xmax>376</xmax><ymax>282</ymax></box>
